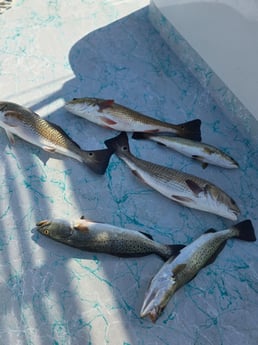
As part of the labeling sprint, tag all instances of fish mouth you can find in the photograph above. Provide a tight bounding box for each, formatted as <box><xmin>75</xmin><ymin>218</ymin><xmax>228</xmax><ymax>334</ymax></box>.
<box><xmin>36</xmin><ymin>219</ymin><xmax>73</xmax><ymax>238</ymax></box>
<box><xmin>140</xmin><ymin>305</ymin><xmax>162</xmax><ymax>323</ymax></box>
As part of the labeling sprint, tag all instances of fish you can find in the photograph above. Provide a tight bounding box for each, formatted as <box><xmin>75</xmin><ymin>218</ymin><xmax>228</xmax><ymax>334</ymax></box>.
<box><xmin>104</xmin><ymin>132</ymin><xmax>240</xmax><ymax>220</ymax></box>
<box><xmin>36</xmin><ymin>216</ymin><xmax>185</xmax><ymax>260</ymax></box>
<box><xmin>140</xmin><ymin>219</ymin><xmax>256</xmax><ymax>322</ymax></box>
<box><xmin>64</xmin><ymin>97</ymin><xmax>202</xmax><ymax>141</ymax></box>
<box><xmin>0</xmin><ymin>101</ymin><xmax>113</xmax><ymax>174</ymax></box>
<box><xmin>132</xmin><ymin>132</ymin><xmax>239</xmax><ymax>169</ymax></box>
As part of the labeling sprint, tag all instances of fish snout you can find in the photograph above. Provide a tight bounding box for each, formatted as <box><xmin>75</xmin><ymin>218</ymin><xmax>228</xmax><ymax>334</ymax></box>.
<box><xmin>140</xmin><ymin>304</ymin><xmax>163</xmax><ymax>323</ymax></box>
<box><xmin>36</xmin><ymin>219</ymin><xmax>51</xmax><ymax>227</ymax></box>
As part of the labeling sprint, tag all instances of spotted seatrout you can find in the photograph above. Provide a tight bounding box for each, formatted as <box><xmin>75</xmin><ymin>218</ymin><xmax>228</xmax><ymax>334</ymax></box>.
<box><xmin>0</xmin><ymin>101</ymin><xmax>113</xmax><ymax>174</ymax></box>
<box><xmin>140</xmin><ymin>220</ymin><xmax>256</xmax><ymax>322</ymax></box>
<box><xmin>105</xmin><ymin>132</ymin><xmax>240</xmax><ymax>220</ymax></box>
<box><xmin>65</xmin><ymin>97</ymin><xmax>202</xmax><ymax>141</ymax></box>
<box><xmin>36</xmin><ymin>217</ymin><xmax>185</xmax><ymax>260</ymax></box>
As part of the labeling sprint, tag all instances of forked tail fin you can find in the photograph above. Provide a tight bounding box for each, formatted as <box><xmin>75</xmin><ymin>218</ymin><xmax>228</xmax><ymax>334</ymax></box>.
<box><xmin>233</xmin><ymin>219</ymin><xmax>256</xmax><ymax>242</ymax></box>
<box><xmin>81</xmin><ymin>148</ymin><xmax>114</xmax><ymax>175</ymax></box>
<box><xmin>132</xmin><ymin>132</ymin><xmax>150</xmax><ymax>141</ymax></box>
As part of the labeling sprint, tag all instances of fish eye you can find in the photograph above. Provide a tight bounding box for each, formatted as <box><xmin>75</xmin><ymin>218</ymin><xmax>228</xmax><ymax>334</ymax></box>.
<box><xmin>122</xmin><ymin>146</ymin><xmax>128</xmax><ymax>151</ymax></box>
<box><xmin>88</xmin><ymin>152</ymin><xmax>94</xmax><ymax>156</ymax></box>
<box><xmin>44</xmin><ymin>229</ymin><xmax>49</xmax><ymax>235</ymax></box>
<box><xmin>72</xmin><ymin>98</ymin><xmax>78</xmax><ymax>101</ymax></box>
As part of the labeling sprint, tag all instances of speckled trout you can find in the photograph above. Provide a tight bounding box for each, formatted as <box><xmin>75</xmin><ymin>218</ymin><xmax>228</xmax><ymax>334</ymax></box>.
<box><xmin>0</xmin><ymin>101</ymin><xmax>113</xmax><ymax>174</ymax></box>
<box><xmin>104</xmin><ymin>132</ymin><xmax>240</xmax><ymax>220</ymax></box>
<box><xmin>140</xmin><ymin>219</ymin><xmax>256</xmax><ymax>322</ymax></box>
<box><xmin>36</xmin><ymin>217</ymin><xmax>185</xmax><ymax>260</ymax></box>
<box><xmin>132</xmin><ymin>132</ymin><xmax>239</xmax><ymax>169</ymax></box>
<box><xmin>65</xmin><ymin>97</ymin><xmax>202</xmax><ymax>141</ymax></box>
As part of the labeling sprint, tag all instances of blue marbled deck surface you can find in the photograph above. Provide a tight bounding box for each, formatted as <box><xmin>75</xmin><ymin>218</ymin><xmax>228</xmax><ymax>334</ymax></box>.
<box><xmin>0</xmin><ymin>1</ymin><xmax>257</xmax><ymax>344</ymax></box>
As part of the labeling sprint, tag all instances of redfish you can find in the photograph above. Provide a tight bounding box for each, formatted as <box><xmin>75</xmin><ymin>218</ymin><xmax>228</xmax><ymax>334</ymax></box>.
<box><xmin>0</xmin><ymin>101</ymin><xmax>112</xmax><ymax>174</ymax></box>
<box><xmin>65</xmin><ymin>97</ymin><xmax>202</xmax><ymax>141</ymax></box>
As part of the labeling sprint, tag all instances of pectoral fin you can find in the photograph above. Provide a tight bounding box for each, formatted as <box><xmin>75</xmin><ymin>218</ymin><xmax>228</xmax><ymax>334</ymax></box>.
<box><xmin>191</xmin><ymin>155</ymin><xmax>208</xmax><ymax>169</ymax></box>
<box><xmin>172</xmin><ymin>263</ymin><xmax>187</xmax><ymax>276</ymax></box>
<box><xmin>185</xmin><ymin>179</ymin><xmax>204</xmax><ymax>195</ymax></box>
<box><xmin>73</xmin><ymin>219</ymin><xmax>89</xmax><ymax>232</ymax></box>
<box><xmin>3</xmin><ymin>111</ymin><xmax>21</xmax><ymax>127</ymax></box>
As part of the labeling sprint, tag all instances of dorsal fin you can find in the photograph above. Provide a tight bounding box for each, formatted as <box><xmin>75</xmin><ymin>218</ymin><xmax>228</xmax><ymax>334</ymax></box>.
<box><xmin>204</xmin><ymin>228</ymin><xmax>216</xmax><ymax>234</ymax></box>
<box><xmin>98</xmin><ymin>99</ymin><xmax>114</xmax><ymax>111</ymax></box>
<box><xmin>139</xmin><ymin>231</ymin><xmax>153</xmax><ymax>240</ymax></box>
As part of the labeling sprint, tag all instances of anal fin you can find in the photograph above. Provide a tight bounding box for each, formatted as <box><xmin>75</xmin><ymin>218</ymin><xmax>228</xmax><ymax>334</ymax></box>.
<box><xmin>43</xmin><ymin>146</ymin><xmax>56</xmax><ymax>153</ymax></box>
<box><xmin>100</xmin><ymin>116</ymin><xmax>117</xmax><ymax>126</ymax></box>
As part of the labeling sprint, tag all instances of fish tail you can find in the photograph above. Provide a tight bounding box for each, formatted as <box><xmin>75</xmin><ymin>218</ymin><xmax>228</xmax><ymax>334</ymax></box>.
<box><xmin>175</xmin><ymin>119</ymin><xmax>202</xmax><ymax>142</ymax></box>
<box><xmin>232</xmin><ymin>219</ymin><xmax>256</xmax><ymax>242</ymax></box>
<box><xmin>80</xmin><ymin>148</ymin><xmax>114</xmax><ymax>175</ymax></box>
<box><xmin>104</xmin><ymin>132</ymin><xmax>130</xmax><ymax>154</ymax></box>
<box><xmin>160</xmin><ymin>244</ymin><xmax>185</xmax><ymax>261</ymax></box>
<box><xmin>132</xmin><ymin>132</ymin><xmax>149</xmax><ymax>140</ymax></box>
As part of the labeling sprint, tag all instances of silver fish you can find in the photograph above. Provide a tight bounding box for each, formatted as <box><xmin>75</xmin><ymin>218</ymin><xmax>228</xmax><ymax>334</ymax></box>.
<box><xmin>132</xmin><ymin>132</ymin><xmax>239</xmax><ymax>169</ymax></box>
<box><xmin>64</xmin><ymin>97</ymin><xmax>202</xmax><ymax>141</ymax></box>
<box><xmin>104</xmin><ymin>132</ymin><xmax>240</xmax><ymax>220</ymax></box>
<box><xmin>0</xmin><ymin>101</ymin><xmax>112</xmax><ymax>174</ymax></box>
<box><xmin>140</xmin><ymin>219</ymin><xmax>256</xmax><ymax>322</ymax></box>
<box><xmin>36</xmin><ymin>217</ymin><xmax>184</xmax><ymax>260</ymax></box>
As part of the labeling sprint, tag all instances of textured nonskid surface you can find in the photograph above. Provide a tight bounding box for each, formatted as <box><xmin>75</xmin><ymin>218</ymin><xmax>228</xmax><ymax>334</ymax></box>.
<box><xmin>0</xmin><ymin>1</ymin><xmax>257</xmax><ymax>345</ymax></box>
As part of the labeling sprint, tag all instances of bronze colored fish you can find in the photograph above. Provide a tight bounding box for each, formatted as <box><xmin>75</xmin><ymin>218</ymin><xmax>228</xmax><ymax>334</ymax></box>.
<box><xmin>105</xmin><ymin>132</ymin><xmax>240</xmax><ymax>220</ymax></box>
<box><xmin>65</xmin><ymin>97</ymin><xmax>202</xmax><ymax>141</ymax></box>
<box><xmin>0</xmin><ymin>101</ymin><xmax>112</xmax><ymax>174</ymax></box>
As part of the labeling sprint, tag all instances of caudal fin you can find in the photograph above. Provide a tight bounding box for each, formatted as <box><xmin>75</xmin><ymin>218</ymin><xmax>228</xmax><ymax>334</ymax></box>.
<box><xmin>104</xmin><ymin>132</ymin><xmax>130</xmax><ymax>154</ymax></box>
<box><xmin>160</xmin><ymin>244</ymin><xmax>185</xmax><ymax>261</ymax></box>
<box><xmin>132</xmin><ymin>132</ymin><xmax>149</xmax><ymax>141</ymax></box>
<box><xmin>176</xmin><ymin>119</ymin><xmax>202</xmax><ymax>142</ymax></box>
<box><xmin>233</xmin><ymin>219</ymin><xmax>256</xmax><ymax>242</ymax></box>
<box><xmin>81</xmin><ymin>148</ymin><xmax>114</xmax><ymax>175</ymax></box>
